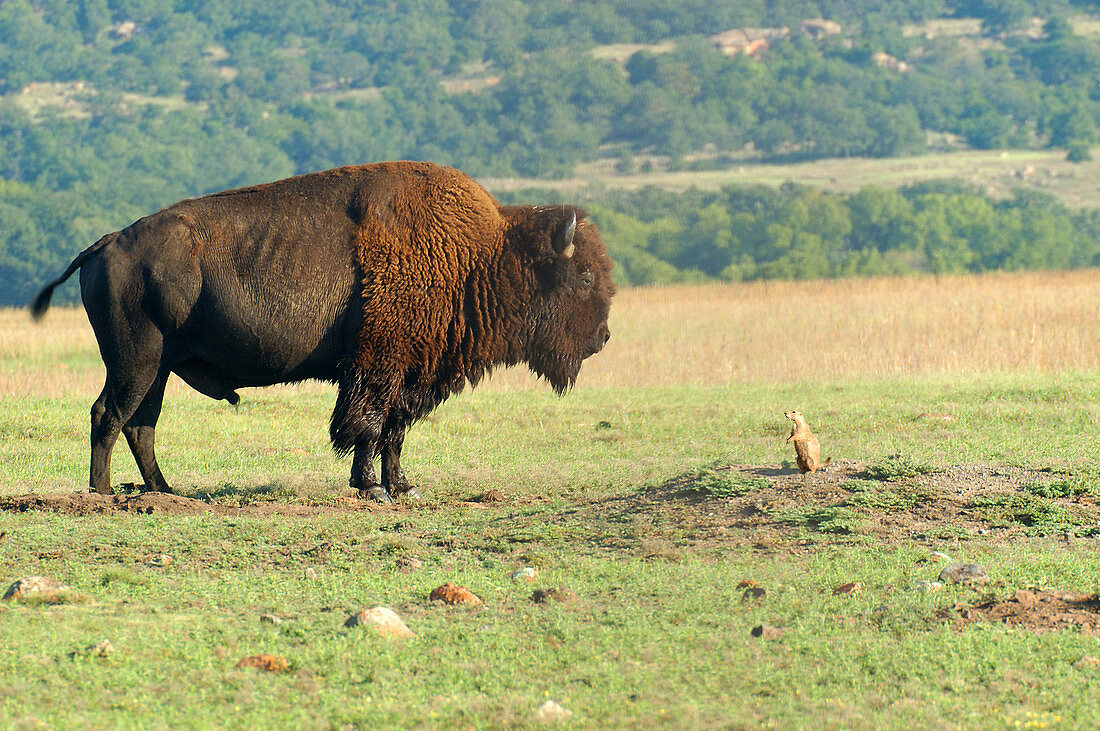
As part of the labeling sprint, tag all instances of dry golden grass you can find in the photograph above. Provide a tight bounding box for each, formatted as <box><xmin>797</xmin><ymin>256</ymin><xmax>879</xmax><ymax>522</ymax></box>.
<box><xmin>483</xmin><ymin>148</ymin><xmax>1100</xmax><ymax>209</ymax></box>
<box><xmin>3</xmin><ymin>269</ymin><xmax>1097</xmax><ymax>399</ymax></box>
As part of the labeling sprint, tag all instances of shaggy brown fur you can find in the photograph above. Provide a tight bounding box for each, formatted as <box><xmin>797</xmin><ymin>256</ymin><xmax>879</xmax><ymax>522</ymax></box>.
<box><xmin>785</xmin><ymin>410</ymin><xmax>832</xmax><ymax>473</ymax></box>
<box><xmin>32</xmin><ymin>161</ymin><xmax>615</xmax><ymax>503</ymax></box>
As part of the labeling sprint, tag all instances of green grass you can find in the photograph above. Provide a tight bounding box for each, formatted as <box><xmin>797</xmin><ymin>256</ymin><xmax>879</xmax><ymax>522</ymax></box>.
<box><xmin>3</xmin><ymin>371</ymin><xmax>1096</xmax><ymax>497</ymax></box>
<box><xmin>485</xmin><ymin>147</ymin><xmax>1100</xmax><ymax>209</ymax></box>
<box><xmin>1</xmin><ymin>371</ymin><xmax>1099</xmax><ymax>726</ymax></box>
<box><xmin>864</xmin><ymin>454</ymin><xmax>938</xmax><ymax>481</ymax></box>
<box><xmin>679</xmin><ymin>462</ymin><xmax>768</xmax><ymax>498</ymax></box>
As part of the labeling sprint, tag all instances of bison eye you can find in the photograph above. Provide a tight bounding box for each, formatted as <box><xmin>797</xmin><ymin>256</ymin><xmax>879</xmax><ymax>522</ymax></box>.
<box><xmin>580</xmin><ymin>271</ymin><xmax>594</xmax><ymax>288</ymax></box>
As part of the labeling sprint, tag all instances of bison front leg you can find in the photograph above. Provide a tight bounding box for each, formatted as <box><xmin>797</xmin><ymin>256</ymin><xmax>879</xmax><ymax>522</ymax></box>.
<box><xmin>331</xmin><ymin>362</ymin><xmax>398</xmax><ymax>503</ymax></box>
<box><xmin>380</xmin><ymin>424</ymin><xmax>423</xmax><ymax>500</ymax></box>
<box><xmin>349</xmin><ymin>441</ymin><xmax>391</xmax><ymax>503</ymax></box>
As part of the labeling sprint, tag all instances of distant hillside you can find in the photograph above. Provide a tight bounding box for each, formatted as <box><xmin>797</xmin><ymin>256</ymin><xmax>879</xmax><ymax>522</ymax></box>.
<box><xmin>3</xmin><ymin>0</ymin><xmax>1100</xmax><ymax>304</ymax></box>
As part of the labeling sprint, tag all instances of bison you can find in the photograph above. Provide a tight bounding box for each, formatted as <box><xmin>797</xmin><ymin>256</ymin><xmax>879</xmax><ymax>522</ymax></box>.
<box><xmin>32</xmin><ymin>161</ymin><xmax>614</xmax><ymax>503</ymax></box>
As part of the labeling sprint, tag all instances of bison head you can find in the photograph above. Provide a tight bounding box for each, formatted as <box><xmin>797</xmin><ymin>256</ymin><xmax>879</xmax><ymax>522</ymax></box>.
<box><xmin>509</xmin><ymin>206</ymin><xmax>615</xmax><ymax>393</ymax></box>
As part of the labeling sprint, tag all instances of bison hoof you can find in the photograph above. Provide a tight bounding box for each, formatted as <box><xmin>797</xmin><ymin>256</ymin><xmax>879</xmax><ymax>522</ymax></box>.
<box><xmin>359</xmin><ymin>486</ymin><xmax>393</xmax><ymax>503</ymax></box>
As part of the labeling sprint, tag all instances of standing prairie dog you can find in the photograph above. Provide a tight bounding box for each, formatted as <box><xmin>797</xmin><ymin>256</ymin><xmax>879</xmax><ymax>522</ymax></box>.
<box><xmin>785</xmin><ymin>410</ymin><xmax>832</xmax><ymax>473</ymax></box>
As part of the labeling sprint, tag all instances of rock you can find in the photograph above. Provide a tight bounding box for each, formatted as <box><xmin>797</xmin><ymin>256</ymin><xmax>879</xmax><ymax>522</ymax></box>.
<box><xmin>914</xmin><ymin>580</ymin><xmax>943</xmax><ymax>593</ymax></box>
<box><xmin>3</xmin><ymin>576</ymin><xmax>68</xmax><ymax>601</ymax></box>
<box><xmin>511</xmin><ymin>567</ymin><xmax>538</xmax><ymax>582</ymax></box>
<box><xmin>833</xmin><ymin>582</ymin><xmax>861</xmax><ymax>595</ymax></box>
<box><xmin>234</xmin><ymin>654</ymin><xmax>290</xmax><ymax>673</ymax></box>
<box><xmin>430</xmin><ymin>582</ymin><xmax>483</xmax><ymax>606</ymax></box>
<box><xmin>530</xmin><ymin>587</ymin><xmax>576</xmax><ymax>604</ymax></box>
<box><xmin>535</xmin><ymin>700</ymin><xmax>573</xmax><ymax>722</ymax></box>
<box><xmin>750</xmin><ymin>624</ymin><xmax>785</xmax><ymax>640</ymax></box>
<box><xmin>395</xmin><ymin>557</ymin><xmax>423</xmax><ymax>572</ymax></box>
<box><xmin>930</xmin><ymin>551</ymin><xmax>953</xmax><ymax>562</ymax></box>
<box><xmin>939</xmin><ymin>562</ymin><xmax>990</xmax><ymax>585</ymax></box>
<box><xmin>304</xmin><ymin>567</ymin><xmax>318</xmax><ymax>580</ymax></box>
<box><xmin>344</xmin><ymin>606</ymin><xmax>416</xmax><ymax>638</ymax></box>
<box><xmin>88</xmin><ymin>639</ymin><xmax>114</xmax><ymax>658</ymax></box>
<box><xmin>259</xmin><ymin>613</ymin><xmax>284</xmax><ymax>625</ymax></box>
<box><xmin>741</xmin><ymin>586</ymin><xmax>766</xmax><ymax>601</ymax></box>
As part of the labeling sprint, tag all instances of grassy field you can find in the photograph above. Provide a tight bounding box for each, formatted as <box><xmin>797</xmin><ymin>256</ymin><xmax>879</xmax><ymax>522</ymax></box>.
<box><xmin>482</xmin><ymin>147</ymin><xmax>1100</xmax><ymax>209</ymax></box>
<box><xmin>1</xmin><ymin>270</ymin><xmax>1099</xmax><ymax>728</ymax></box>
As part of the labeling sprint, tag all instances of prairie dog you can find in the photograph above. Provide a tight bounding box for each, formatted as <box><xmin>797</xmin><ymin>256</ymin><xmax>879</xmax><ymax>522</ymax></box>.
<box><xmin>785</xmin><ymin>410</ymin><xmax>831</xmax><ymax>473</ymax></box>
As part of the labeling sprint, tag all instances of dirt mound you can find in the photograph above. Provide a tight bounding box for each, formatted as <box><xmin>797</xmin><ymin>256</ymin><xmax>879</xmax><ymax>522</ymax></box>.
<box><xmin>941</xmin><ymin>590</ymin><xmax>1100</xmax><ymax>636</ymax></box>
<box><xmin>0</xmin><ymin>491</ymin><xmax>368</xmax><ymax>517</ymax></box>
<box><xmin>582</xmin><ymin>460</ymin><xmax>1093</xmax><ymax>551</ymax></box>
<box><xmin>0</xmin><ymin>492</ymin><xmax>218</xmax><ymax>516</ymax></box>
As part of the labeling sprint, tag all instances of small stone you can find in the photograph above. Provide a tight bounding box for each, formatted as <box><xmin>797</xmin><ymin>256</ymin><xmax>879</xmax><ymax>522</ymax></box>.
<box><xmin>395</xmin><ymin>557</ymin><xmax>423</xmax><ymax>572</ymax></box>
<box><xmin>88</xmin><ymin>639</ymin><xmax>114</xmax><ymax>658</ymax></box>
<box><xmin>833</xmin><ymin>582</ymin><xmax>861</xmax><ymax>595</ymax></box>
<box><xmin>234</xmin><ymin>654</ymin><xmax>290</xmax><ymax>673</ymax></box>
<box><xmin>939</xmin><ymin>562</ymin><xmax>990</xmax><ymax>585</ymax></box>
<box><xmin>914</xmin><ymin>580</ymin><xmax>943</xmax><ymax>593</ymax></box>
<box><xmin>511</xmin><ymin>567</ymin><xmax>538</xmax><ymax>581</ymax></box>
<box><xmin>344</xmin><ymin>606</ymin><xmax>415</xmax><ymax>638</ymax></box>
<box><xmin>3</xmin><ymin>576</ymin><xmax>68</xmax><ymax>601</ymax></box>
<box><xmin>930</xmin><ymin>552</ymin><xmax>952</xmax><ymax>562</ymax></box>
<box><xmin>741</xmin><ymin>586</ymin><xmax>766</xmax><ymax>601</ymax></box>
<box><xmin>304</xmin><ymin>567</ymin><xmax>319</xmax><ymax>580</ymax></box>
<box><xmin>430</xmin><ymin>582</ymin><xmax>483</xmax><ymax>606</ymax></box>
<box><xmin>260</xmin><ymin>613</ymin><xmax>284</xmax><ymax>625</ymax></box>
<box><xmin>530</xmin><ymin>587</ymin><xmax>576</xmax><ymax>604</ymax></box>
<box><xmin>750</xmin><ymin>624</ymin><xmax>785</xmax><ymax>640</ymax></box>
<box><xmin>535</xmin><ymin>700</ymin><xmax>573</xmax><ymax>722</ymax></box>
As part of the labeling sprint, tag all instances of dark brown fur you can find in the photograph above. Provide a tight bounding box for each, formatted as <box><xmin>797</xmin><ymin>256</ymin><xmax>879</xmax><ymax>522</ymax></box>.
<box><xmin>32</xmin><ymin>161</ymin><xmax>615</xmax><ymax>503</ymax></box>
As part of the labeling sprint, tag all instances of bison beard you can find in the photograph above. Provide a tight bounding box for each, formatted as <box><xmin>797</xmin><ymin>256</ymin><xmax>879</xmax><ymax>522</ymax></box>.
<box><xmin>31</xmin><ymin>161</ymin><xmax>614</xmax><ymax>503</ymax></box>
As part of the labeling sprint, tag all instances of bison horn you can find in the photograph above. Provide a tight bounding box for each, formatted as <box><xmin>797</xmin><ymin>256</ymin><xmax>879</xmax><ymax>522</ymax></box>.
<box><xmin>555</xmin><ymin>212</ymin><xmax>577</xmax><ymax>258</ymax></box>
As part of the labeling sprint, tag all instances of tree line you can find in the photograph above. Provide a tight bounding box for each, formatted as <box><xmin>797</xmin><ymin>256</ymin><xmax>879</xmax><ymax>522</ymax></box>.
<box><xmin>2</xmin><ymin>0</ymin><xmax>1100</xmax><ymax>304</ymax></box>
<box><xmin>499</xmin><ymin>182</ymin><xmax>1100</xmax><ymax>285</ymax></box>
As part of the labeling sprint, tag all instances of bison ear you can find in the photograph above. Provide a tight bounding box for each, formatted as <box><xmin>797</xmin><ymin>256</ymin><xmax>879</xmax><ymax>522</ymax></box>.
<box><xmin>513</xmin><ymin>206</ymin><xmax>581</xmax><ymax>261</ymax></box>
<box><xmin>554</xmin><ymin>212</ymin><xmax>576</xmax><ymax>259</ymax></box>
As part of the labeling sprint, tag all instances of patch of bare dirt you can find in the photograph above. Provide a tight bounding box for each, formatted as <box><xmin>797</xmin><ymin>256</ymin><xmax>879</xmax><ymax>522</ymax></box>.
<box><xmin>0</xmin><ymin>491</ymin><xmax>373</xmax><ymax>517</ymax></box>
<box><xmin>580</xmin><ymin>460</ymin><xmax>1094</xmax><ymax>551</ymax></box>
<box><xmin>940</xmin><ymin>590</ymin><xmax>1100</xmax><ymax>636</ymax></box>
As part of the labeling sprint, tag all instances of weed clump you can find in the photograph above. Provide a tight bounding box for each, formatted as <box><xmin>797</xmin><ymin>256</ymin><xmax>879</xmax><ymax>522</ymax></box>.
<box><xmin>865</xmin><ymin>454</ymin><xmax>936</xmax><ymax>481</ymax></box>
<box><xmin>970</xmin><ymin>492</ymin><xmax>1092</xmax><ymax>534</ymax></box>
<box><xmin>841</xmin><ymin>480</ymin><xmax>931</xmax><ymax>512</ymax></box>
<box><xmin>770</xmin><ymin>506</ymin><xmax>866</xmax><ymax>534</ymax></box>
<box><xmin>1024</xmin><ymin>470</ymin><xmax>1100</xmax><ymax>499</ymax></box>
<box><xmin>687</xmin><ymin>463</ymin><xmax>768</xmax><ymax>498</ymax></box>
<box><xmin>99</xmin><ymin>568</ymin><xmax>151</xmax><ymax>587</ymax></box>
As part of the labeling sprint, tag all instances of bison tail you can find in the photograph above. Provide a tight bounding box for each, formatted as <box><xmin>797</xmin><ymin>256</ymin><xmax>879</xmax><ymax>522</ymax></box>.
<box><xmin>30</xmin><ymin>285</ymin><xmax>58</xmax><ymax>321</ymax></box>
<box><xmin>30</xmin><ymin>232</ymin><xmax>118</xmax><ymax>320</ymax></box>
